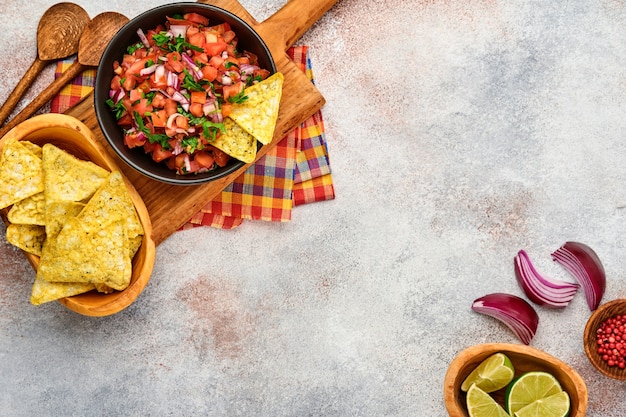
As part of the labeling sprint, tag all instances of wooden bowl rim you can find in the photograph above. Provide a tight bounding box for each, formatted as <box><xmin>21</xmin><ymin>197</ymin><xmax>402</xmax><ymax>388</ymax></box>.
<box><xmin>0</xmin><ymin>113</ymin><xmax>155</xmax><ymax>317</ymax></box>
<box><xmin>583</xmin><ymin>298</ymin><xmax>626</xmax><ymax>380</ymax></box>
<box><xmin>443</xmin><ymin>343</ymin><xmax>588</xmax><ymax>417</ymax></box>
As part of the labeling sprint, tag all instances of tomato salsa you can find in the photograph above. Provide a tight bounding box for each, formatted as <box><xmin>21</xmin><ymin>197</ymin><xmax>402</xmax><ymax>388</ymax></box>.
<box><xmin>106</xmin><ymin>12</ymin><xmax>271</xmax><ymax>175</ymax></box>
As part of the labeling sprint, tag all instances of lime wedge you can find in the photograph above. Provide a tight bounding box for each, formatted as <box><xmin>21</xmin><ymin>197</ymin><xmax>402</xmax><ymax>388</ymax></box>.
<box><xmin>505</xmin><ymin>371</ymin><xmax>564</xmax><ymax>416</ymax></box>
<box><xmin>513</xmin><ymin>391</ymin><xmax>570</xmax><ymax>417</ymax></box>
<box><xmin>461</xmin><ymin>353</ymin><xmax>515</xmax><ymax>393</ymax></box>
<box><xmin>466</xmin><ymin>384</ymin><xmax>511</xmax><ymax>417</ymax></box>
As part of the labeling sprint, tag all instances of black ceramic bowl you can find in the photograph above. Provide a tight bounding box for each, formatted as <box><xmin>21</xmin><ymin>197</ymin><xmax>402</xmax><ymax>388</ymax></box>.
<box><xmin>94</xmin><ymin>3</ymin><xmax>276</xmax><ymax>185</ymax></box>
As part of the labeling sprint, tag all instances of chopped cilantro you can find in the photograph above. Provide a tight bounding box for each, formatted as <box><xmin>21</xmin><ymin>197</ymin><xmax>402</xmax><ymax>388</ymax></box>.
<box><xmin>106</xmin><ymin>98</ymin><xmax>126</xmax><ymax>120</ymax></box>
<box><xmin>127</xmin><ymin>42</ymin><xmax>143</xmax><ymax>54</ymax></box>
<box><xmin>181</xmin><ymin>69</ymin><xmax>208</xmax><ymax>92</ymax></box>
<box><xmin>228</xmin><ymin>91</ymin><xmax>249</xmax><ymax>105</ymax></box>
<box><xmin>133</xmin><ymin>111</ymin><xmax>170</xmax><ymax>148</ymax></box>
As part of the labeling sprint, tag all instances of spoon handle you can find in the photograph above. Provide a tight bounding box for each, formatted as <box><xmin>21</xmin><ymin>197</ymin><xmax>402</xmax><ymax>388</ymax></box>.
<box><xmin>0</xmin><ymin>56</ymin><xmax>48</xmax><ymax>127</ymax></box>
<box><xmin>0</xmin><ymin>61</ymin><xmax>84</xmax><ymax>138</ymax></box>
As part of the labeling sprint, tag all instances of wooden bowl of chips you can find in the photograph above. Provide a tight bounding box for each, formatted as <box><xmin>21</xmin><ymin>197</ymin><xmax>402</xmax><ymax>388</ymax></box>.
<box><xmin>444</xmin><ymin>343</ymin><xmax>588</xmax><ymax>417</ymax></box>
<box><xmin>0</xmin><ymin>113</ymin><xmax>155</xmax><ymax>316</ymax></box>
<box><xmin>94</xmin><ymin>2</ymin><xmax>278</xmax><ymax>185</ymax></box>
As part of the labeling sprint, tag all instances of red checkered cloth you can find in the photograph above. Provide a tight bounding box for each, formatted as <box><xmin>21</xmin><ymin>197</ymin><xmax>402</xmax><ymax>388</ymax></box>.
<box><xmin>51</xmin><ymin>46</ymin><xmax>334</xmax><ymax>229</ymax></box>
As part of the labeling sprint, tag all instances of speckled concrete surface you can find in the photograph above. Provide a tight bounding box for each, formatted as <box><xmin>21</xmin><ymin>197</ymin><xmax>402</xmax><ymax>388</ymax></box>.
<box><xmin>1</xmin><ymin>0</ymin><xmax>626</xmax><ymax>416</ymax></box>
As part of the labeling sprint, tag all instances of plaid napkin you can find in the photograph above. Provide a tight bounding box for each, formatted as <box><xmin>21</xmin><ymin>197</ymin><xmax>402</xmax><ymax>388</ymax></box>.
<box><xmin>51</xmin><ymin>46</ymin><xmax>334</xmax><ymax>229</ymax></box>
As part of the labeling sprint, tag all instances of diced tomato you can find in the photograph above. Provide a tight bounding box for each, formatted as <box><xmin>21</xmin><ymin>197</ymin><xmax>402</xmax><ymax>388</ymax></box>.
<box><xmin>151</xmin><ymin>110</ymin><xmax>167</xmax><ymax>127</ymax></box>
<box><xmin>208</xmin><ymin>22</ymin><xmax>231</xmax><ymax>34</ymax></box>
<box><xmin>220</xmin><ymin>102</ymin><xmax>233</xmax><ymax>118</ymax></box>
<box><xmin>149</xmin><ymin>72</ymin><xmax>168</xmax><ymax>89</ymax></box>
<box><xmin>143</xmin><ymin>141</ymin><xmax>157</xmax><ymax>154</ymax></box>
<box><xmin>188</xmin><ymin>32</ymin><xmax>206</xmax><ymax>49</ymax></box>
<box><xmin>190</xmin><ymin>91</ymin><xmax>206</xmax><ymax>104</ymax></box>
<box><xmin>189</xmin><ymin>102</ymin><xmax>204</xmax><ymax>118</ymax></box>
<box><xmin>122</xmin><ymin>54</ymin><xmax>136</xmax><ymax>69</ymax></box>
<box><xmin>116</xmin><ymin>113</ymin><xmax>132</xmax><ymax>127</ymax></box>
<box><xmin>253</xmin><ymin>68</ymin><xmax>271</xmax><ymax>81</ymax></box>
<box><xmin>151</xmin><ymin>92</ymin><xmax>167</xmax><ymax>109</ymax></box>
<box><xmin>133</xmin><ymin>98</ymin><xmax>153</xmax><ymax>117</ymax></box>
<box><xmin>201</xmin><ymin>65</ymin><xmax>218</xmax><ymax>82</ymax></box>
<box><xmin>163</xmin><ymin>99</ymin><xmax>178</xmax><ymax>117</ymax></box>
<box><xmin>124</xmin><ymin>132</ymin><xmax>145</xmax><ymax>148</ymax></box>
<box><xmin>184</xmin><ymin>12</ymin><xmax>209</xmax><ymax>26</ymax></box>
<box><xmin>209</xmin><ymin>146</ymin><xmax>230</xmax><ymax>167</ymax></box>
<box><xmin>222</xmin><ymin>30</ymin><xmax>236</xmax><ymax>44</ymax></box>
<box><xmin>151</xmin><ymin>144</ymin><xmax>173</xmax><ymax>162</ymax></box>
<box><xmin>193</xmin><ymin>52</ymin><xmax>209</xmax><ymax>64</ymax></box>
<box><xmin>175</xmin><ymin>115</ymin><xmax>189</xmax><ymax>130</ymax></box>
<box><xmin>129</xmin><ymin>89</ymin><xmax>143</xmax><ymax>103</ymax></box>
<box><xmin>193</xmin><ymin>151</ymin><xmax>215</xmax><ymax>168</ymax></box>
<box><xmin>165</xmin><ymin>52</ymin><xmax>184</xmax><ymax>73</ymax></box>
<box><xmin>110</xmin><ymin>75</ymin><xmax>122</xmax><ymax>91</ymax></box>
<box><xmin>208</xmin><ymin>55</ymin><xmax>225</xmax><ymax>69</ymax></box>
<box><xmin>122</xmin><ymin>76</ymin><xmax>136</xmax><ymax>91</ymax></box>
<box><xmin>222</xmin><ymin>82</ymin><xmax>244</xmax><ymax>102</ymax></box>
<box><xmin>127</xmin><ymin>57</ymin><xmax>150</xmax><ymax>78</ymax></box>
<box><xmin>166</xmin><ymin>16</ymin><xmax>194</xmax><ymax>26</ymax></box>
<box><xmin>204</xmin><ymin>42</ymin><xmax>228</xmax><ymax>57</ymax></box>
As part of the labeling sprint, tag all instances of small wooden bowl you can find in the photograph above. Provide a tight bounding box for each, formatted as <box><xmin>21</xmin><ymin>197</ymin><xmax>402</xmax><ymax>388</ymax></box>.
<box><xmin>0</xmin><ymin>113</ymin><xmax>155</xmax><ymax>317</ymax></box>
<box><xmin>584</xmin><ymin>298</ymin><xmax>626</xmax><ymax>380</ymax></box>
<box><xmin>444</xmin><ymin>343</ymin><xmax>588</xmax><ymax>417</ymax></box>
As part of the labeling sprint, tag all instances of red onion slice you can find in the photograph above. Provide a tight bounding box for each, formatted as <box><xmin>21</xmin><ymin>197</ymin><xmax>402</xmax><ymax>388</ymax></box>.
<box><xmin>514</xmin><ymin>250</ymin><xmax>579</xmax><ymax>308</ymax></box>
<box><xmin>551</xmin><ymin>241</ymin><xmax>606</xmax><ymax>311</ymax></box>
<box><xmin>472</xmin><ymin>293</ymin><xmax>539</xmax><ymax>345</ymax></box>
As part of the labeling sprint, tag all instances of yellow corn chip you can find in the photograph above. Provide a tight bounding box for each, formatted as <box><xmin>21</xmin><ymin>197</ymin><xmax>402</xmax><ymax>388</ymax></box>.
<box><xmin>30</xmin><ymin>274</ymin><xmax>95</xmax><ymax>306</ymax></box>
<box><xmin>7</xmin><ymin>192</ymin><xmax>45</xmax><ymax>225</ymax></box>
<box><xmin>6</xmin><ymin>224</ymin><xmax>46</xmax><ymax>256</ymax></box>
<box><xmin>78</xmin><ymin>171</ymin><xmax>144</xmax><ymax>239</ymax></box>
<box><xmin>44</xmin><ymin>200</ymin><xmax>85</xmax><ymax>239</ymax></box>
<box><xmin>21</xmin><ymin>141</ymin><xmax>42</xmax><ymax>158</ymax></box>
<box><xmin>0</xmin><ymin>138</ymin><xmax>44</xmax><ymax>209</ymax></box>
<box><xmin>228</xmin><ymin>72</ymin><xmax>283</xmax><ymax>145</ymax></box>
<box><xmin>38</xmin><ymin>218</ymin><xmax>131</xmax><ymax>291</ymax></box>
<box><xmin>42</xmin><ymin>143</ymin><xmax>109</xmax><ymax>203</ymax></box>
<box><xmin>212</xmin><ymin>118</ymin><xmax>257</xmax><ymax>163</ymax></box>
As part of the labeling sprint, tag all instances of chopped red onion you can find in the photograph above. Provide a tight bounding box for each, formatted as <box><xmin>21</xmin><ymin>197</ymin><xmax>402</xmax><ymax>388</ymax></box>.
<box><xmin>136</xmin><ymin>28</ymin><xmax>150</xmax><ymax>48</ymax></box>
<box><xmin>169</xmin><ymin>25</ymin><xmax>188</xmax><ymax>39</ymax></box>
<box><xmin>140</xmin><ymin>65</ymin><xmax>158</xmax><ymax>76</ymax></box>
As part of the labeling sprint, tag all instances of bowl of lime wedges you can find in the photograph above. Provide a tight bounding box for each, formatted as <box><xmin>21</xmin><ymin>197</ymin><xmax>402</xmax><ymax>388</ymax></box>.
<box><xmin>443</xmin><ymin>343</ymin><xmax>587</xmax><ymax>417</ymax></box>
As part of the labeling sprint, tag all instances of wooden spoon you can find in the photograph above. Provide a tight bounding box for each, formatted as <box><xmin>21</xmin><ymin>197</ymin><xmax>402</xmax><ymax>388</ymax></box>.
<box><xmin>0</xmin><ymin>12</ymin><xmax>129</xmax><ymax>138</ymax></box>
<box><xmin>0</xmin><ymin>3</ymin><xmax>90</xmax><ymax>127</ymax></box>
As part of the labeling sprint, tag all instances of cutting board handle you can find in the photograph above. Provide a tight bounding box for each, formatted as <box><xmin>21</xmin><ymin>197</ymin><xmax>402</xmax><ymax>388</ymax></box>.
<box><xmin>260</xmin><ymin>0</ymin><xmax>339</xmax><ymax>49</ymax></box>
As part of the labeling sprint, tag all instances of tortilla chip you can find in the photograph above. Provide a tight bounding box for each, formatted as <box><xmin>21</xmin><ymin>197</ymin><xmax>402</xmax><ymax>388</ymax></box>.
<box><xmin>42</xmin><ymin>143</ymin><xmax>109</xmax><ymax>203</ymax></box>
<box><xmin>78</xmin><ymin>171</ymin><xmax>144</xmax><ymax>239</ymax></box>
<box><xmin>30</xmin><ymin>274</ymin><xmax>95</xmax><ymax>306</ymax></box>
<box><xmin>212</xmin><ymin>118</ymin><xmax>257</xmax><ymax>163</ymax></box>
<box><xmin>6</xmin><ymin>224</ymin><xmax>46</xmax><ymax>256</ymax></box>
<box><xmin>44</xmin><ymin>200</ymin><xmax>85</xmax><ymax>238</ymax></box>
<box><xmin>228</xmin><ymin>72</ymin><xmax>283</xmax><ymax>145</ymax></box>
<box><xmin>7</xmin><ymin>192</ymin><xmax>46</xmax><ymax>225</ymax></box>
<box><xmin>36</xmin><ymin>171</ymin><xmax>140</xmax><ymax>290</ymax></box>
<box><xmin>0</xmin><ymin>138</ymin><xmax>44</xmax><ymax>209</ymax></box>
<box><xmin>21</xmin><ymin>141</ymin><xmax>42</xmax><ymax>158</ymax></box>
<box><xmin>38</xmin><ymin>218</ymin><xmax>131</xmax><ymax>291</ymax></box>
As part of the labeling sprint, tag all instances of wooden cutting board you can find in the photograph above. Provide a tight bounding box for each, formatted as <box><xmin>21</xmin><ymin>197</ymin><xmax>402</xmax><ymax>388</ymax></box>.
<box><xmin>66</xmin><ymin>0</ymin><xmax>338</xmax><ymax>245</ymax></box>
